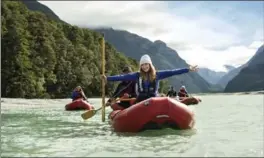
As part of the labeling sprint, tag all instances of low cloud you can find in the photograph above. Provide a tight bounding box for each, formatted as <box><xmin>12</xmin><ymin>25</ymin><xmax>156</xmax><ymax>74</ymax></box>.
<box><xmin>178</xmin><ymin>41</ymin><xmax>263</xmax><ymax>71</ymax></box>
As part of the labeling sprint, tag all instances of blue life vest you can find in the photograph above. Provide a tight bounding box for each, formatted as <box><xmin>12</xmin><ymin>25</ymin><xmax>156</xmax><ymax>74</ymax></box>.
<box><xmin>137</xmin><ymin>76</ymin><xmax>157</xmax><ymax>97</ymax></box>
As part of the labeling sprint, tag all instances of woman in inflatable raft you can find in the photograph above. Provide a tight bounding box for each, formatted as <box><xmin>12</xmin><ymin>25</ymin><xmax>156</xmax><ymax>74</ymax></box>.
<box><xmin>102</xmin><ymin>54</ymin><xmax>198</xmax><ymax>103</ymax></box>
<box><xmin>101</xmin><ymin>54</ymin><xmax>198</xmax><ymax>132</ymax></box>
<box><xmin>176</xmin><ymin>85</ymin><xmax>201</xmax><ymax>105</ymax></box>
<box><xmin>65</xmin><ymin>86</ymin><xmax>94</xmax><ymax>111</ymax></box>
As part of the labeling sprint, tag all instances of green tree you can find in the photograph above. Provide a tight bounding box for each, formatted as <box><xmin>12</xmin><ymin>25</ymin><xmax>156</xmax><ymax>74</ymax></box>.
<box><xmin>1</xmin><ymin>1</ymin><xmax>138</xmax><ymax>98</ymax></box>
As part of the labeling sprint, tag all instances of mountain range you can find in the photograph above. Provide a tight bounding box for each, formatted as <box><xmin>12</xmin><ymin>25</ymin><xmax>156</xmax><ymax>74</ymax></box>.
<box><xmin>225</xmin><ymin>44</ymin><xmax>264</xmax><ymax>92</ymax></box>
<box><xmin>198</xmin><ymin>65</ymin><xmax>236</xmax><ymax>85</ymax></box>
<box><xmin>20</xmin><ymin>0</ymin><xmax>264</xmax><ymax>93</ymax></box>
<box><xmin>94</xmin><ymin>28</ymin><xmax>212</xmax><ymax>93</ymax></box>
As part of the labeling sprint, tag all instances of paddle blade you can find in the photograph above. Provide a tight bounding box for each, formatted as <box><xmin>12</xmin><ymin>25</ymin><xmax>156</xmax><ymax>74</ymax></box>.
<box><xmin>81</xmin><ymin>109</ymin><xmax>96</xmax><ymax>120</ymax></box>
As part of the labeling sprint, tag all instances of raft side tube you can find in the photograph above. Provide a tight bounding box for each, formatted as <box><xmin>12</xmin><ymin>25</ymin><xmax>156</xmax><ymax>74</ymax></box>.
<box><xmin>110</xmin><ymin>97</ymin><xmax>195</xmax><ymax>132</ymax></box>
<box><xmin>168</xmin><ymin>98</ymin><xmax>195</xmax><ymax>129</ymax></box>
<box><xmin>65</xmin><ymin>99</ymin><xmax>94</xmax><ymax>111</ymax></box>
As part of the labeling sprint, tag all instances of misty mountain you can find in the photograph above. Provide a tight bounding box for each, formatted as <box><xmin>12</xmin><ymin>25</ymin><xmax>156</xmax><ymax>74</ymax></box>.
<box><xmin>225</xmin><ymin>44</ymin><xmax>264</xmax><ymax>92</ymax></box>
<box><xmin>93</xmin><ymin>28</ymin><xmax>212</xmax><ymax>93</ymax></box>
<box><xmin>20</xmin><ymin>0</ymin><xmax>215</xmax><ymax>93</ymax></box>
<box><xmin>198</xmin><ymin>68</ymin><xmax>226</xmax><ymax>84</ymax></box>
<box><xmin>224</xmin><ymin>65</ymin><xmax>236</xmax><ymax>72</ymax></box>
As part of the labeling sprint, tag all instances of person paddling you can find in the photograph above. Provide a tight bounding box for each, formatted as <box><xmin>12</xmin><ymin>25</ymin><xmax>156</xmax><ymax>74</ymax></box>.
<box><xmin>178</xmin><ymin>85</ymin><xmax>189</xmax><ymax>98</ymax></box>
<box><xmin>71</xmin><ymin>86</ymin><xmax>88</xmax><ymax>102</ymax></box>
<box><xmin>167</xmin><ymin>86</ymin><xmax>177</xmax><ymax>97</ymax></box>
<box><xmin>102</xmin><ymin>54</ymin><xmax>198</xmax><ymax>103</ymax></box>
<box><xmin>106</xmin><ymin>66</ymin><xmax>137</xmax><ymax>109</ymax></box>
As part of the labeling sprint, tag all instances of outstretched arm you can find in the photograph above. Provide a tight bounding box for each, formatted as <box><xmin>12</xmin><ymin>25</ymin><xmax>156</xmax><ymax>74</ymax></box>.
<box><xmin>107</xmin><ymin>72</ymin><xmax>139</xmax><ymax>82</ymax></box>
<box><xmin>157</xmin><ymin>68</ymin><xmax>189</xmax><ymax>80</ymax></box>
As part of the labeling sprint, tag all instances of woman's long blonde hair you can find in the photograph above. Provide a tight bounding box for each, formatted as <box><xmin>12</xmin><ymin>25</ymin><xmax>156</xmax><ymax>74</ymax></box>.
<box><xmin>139</xmin><ymin>64</ymin><xmax>156</xmax><ymax>81</ymax></box>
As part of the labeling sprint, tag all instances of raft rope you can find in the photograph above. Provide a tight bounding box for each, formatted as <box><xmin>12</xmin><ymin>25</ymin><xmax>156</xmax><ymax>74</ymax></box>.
<box><xmin>111</xmin><ymin>81</ymin><xmax>134</xmax><ymax>99</ymax></box>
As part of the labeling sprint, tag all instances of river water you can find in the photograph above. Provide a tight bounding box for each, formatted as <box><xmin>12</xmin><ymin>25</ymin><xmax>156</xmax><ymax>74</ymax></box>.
<box><xmin>1</xmin><ymin>94</ymin><xmax>263</xmax><ymax>157</ymax></box>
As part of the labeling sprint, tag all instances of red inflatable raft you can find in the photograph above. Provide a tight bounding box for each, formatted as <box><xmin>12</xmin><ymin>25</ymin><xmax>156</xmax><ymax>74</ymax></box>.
<box><xmin>110</xmin><ymin>98</ymin><xmax>136</xmax><ymax>111</ymax></box>
<box><xmin>108</xmin><ymin>97</ymin><xmax>195</xmax><ymax>133</ymax></box>
<box><xmin>179</xmin><ymin>96</ymin><xmax>201</xmax><ymax>105</ymax></box>
<box><xmin>65</xmin><ymin>99</ymin><xmax>94</xmax><ymax>111</ymax></box>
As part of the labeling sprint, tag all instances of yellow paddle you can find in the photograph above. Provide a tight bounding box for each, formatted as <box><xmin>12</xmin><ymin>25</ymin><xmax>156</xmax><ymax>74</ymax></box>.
<box><xmin>81</xmin><ymin>98</ymin><xmax>136</xmax><ymax>120</ymax></box>
<box><xmin>101</xmin><ymin>34</ymin><xmax>106</xmax><ymax>122</ymax></box>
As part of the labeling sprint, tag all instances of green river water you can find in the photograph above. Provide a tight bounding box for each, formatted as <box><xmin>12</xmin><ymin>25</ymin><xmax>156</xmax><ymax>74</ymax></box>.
<box><xmin>1</xmin><ymin>94</ymin><xmax>263</xmax><ymax>157</ymax></box>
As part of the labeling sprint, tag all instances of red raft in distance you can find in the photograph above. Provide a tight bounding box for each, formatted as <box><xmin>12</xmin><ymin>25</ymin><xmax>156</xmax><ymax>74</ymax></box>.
<box><xmin>65</xmin><ymin>99</ymin><xmax>94</xmax><ymax>111</ymax></box>
<box><xmin>108</xmin><ymin>97</ymin><xmax>195</xmax><ymax>133</ymax></box>
<box><xmin>179</xmin><ymin>96</ymin><xmax>201</xmax><ymax>105</ymax></box>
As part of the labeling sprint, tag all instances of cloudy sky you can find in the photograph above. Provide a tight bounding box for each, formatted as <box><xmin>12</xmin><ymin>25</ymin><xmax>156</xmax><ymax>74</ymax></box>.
<box><xmin>40</xmin><ymin>1</ymin><xmax>263</xmax><ymax>72</ymax></box>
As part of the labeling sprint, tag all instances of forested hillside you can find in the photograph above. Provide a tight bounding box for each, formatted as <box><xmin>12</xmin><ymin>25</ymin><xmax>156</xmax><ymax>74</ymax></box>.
<box><xmin>21</xmin><ymin>0</ymin><xmax>61</xmax><ymax>21</ymax></box>
<box><xmin>1</xmin><ymin>1</ymin><xmax>140</xmax><ymax>98</ymax></box>
<box><xmin>16</xmin><ymin>0</ymin><xmax>213</xmax><ymax>93</ymax></box>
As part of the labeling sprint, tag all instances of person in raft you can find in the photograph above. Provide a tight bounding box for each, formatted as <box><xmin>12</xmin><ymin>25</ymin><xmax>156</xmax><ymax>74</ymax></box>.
<box><xmin>178</xmin><ymin>85</ymin><xmax>189</xmax><ymax>98</ymax></box>
<box><xmin>71</xmin><ymin>86</ymin><xmax>88</xmax><ymax>102</ymax></box>
<box><xmin>166</xmin><ymin>86</ymin><xmax>177</xmax><ymax>97</ymax></box>
<box><xmin>106</xmin><ymin>66</ymin><xmax>137</xmax><ymax>108</ymax></box>
<box><xmin>102</xmin><ymin>54</ymin><xmax>198</xmax><ymax>103</ymax></box>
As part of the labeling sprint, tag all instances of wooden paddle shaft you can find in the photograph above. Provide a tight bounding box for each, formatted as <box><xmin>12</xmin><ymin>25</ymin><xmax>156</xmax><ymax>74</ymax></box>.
<box><xmin>101</xmin><ymin>34</ymin><xmax>106</xmax><ymax>122</ymax></box>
